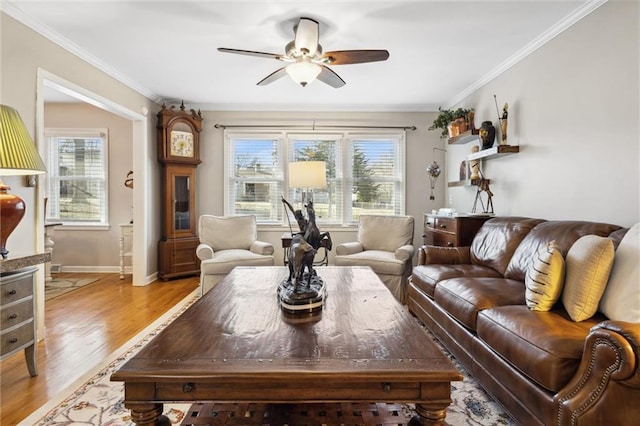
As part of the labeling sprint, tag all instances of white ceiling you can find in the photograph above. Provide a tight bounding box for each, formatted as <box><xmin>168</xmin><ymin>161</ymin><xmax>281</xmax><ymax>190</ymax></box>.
<box><xmin>5</xmin><ymin>1</ymin><xmax>604</xmax><ymax>111</ymax></box>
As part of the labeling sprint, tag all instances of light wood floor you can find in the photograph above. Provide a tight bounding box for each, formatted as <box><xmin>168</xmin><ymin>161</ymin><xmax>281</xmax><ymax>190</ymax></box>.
<box><xmin>0</xmin><ymin>272</ymin><xmax>199</xmax><ymax>425</ymax></box>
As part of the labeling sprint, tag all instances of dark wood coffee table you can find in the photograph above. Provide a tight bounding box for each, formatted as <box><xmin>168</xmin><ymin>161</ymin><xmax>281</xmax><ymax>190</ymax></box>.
<box><xmin>111</xmin><ymin>266</ymin><xmax>462</xmax><ymax>425</ymax></box>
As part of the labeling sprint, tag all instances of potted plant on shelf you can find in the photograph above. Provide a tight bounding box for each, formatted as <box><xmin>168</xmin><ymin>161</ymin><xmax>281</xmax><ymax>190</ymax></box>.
<box><xmin>429</xmin><ymin>107</ymin><xmax>474</xmax><ymax>139</ymax></box>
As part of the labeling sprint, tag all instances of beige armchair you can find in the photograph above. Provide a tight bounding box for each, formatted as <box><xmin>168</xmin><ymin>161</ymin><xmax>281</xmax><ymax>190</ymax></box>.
<box><xmin>334</xmin><ymin>215</ymin><xmax>415</xmax><ymax>303</ymax></box>
<box><xmin>197</xmin><ymin>215</ymin><xmax>274</xmax><ymax>294</ymax></box>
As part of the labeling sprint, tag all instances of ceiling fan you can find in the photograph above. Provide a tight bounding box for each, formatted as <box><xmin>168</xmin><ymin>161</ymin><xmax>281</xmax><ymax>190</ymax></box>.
<box><xmin>218</xmin><ymin>17</ymin><xmax>389</xmax><ymax>88</ymax></box>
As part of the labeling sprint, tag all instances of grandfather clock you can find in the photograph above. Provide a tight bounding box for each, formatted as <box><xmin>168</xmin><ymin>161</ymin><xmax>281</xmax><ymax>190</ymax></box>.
<box><xmin>157</xmin><ymin>102</ymin><xmax>203</xmax><ymax>280</ymax></box>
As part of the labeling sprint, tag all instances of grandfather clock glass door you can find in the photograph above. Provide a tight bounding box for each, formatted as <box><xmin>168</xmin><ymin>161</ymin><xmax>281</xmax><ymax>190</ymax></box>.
<box><xmin>159</xmin><ymin>165</ymin><xmax>199</xmax><ymax>280</ymax></box>
<box><xmin>174</xmin><ymin>175</ymin><xmax>191</xmax><ymax>232</ymax></box>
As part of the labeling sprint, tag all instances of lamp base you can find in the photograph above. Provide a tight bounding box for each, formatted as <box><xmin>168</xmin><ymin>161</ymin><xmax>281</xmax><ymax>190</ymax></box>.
<box><xmin>0</xmin><ymin>181</ymin><xmax>26</xmax><ymax>259</ymax></box>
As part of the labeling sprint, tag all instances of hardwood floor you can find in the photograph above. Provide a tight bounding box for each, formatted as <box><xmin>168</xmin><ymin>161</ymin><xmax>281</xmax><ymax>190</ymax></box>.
<box><xmin>0</xmin><ymin>272</ymin><xmax>199</xmax><ymax>425</ymax></box>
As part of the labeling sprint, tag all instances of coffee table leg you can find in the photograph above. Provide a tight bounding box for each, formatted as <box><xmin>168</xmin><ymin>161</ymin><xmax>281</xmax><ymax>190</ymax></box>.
<box><xmin>412</xmin><ymin>402</ymin><xmax>448</xmax><ymax>425</ymax></box>
<box><xmin>128</xmin><ymin>403</ymin><xmax>167</xmax><ymax>426</ymax></box>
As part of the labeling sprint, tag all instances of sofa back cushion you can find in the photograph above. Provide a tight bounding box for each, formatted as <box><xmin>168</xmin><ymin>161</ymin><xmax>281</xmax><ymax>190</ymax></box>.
<box><xmin>504</xmin><ymin>221</ymin><xmax>622</xmax><ymax>281</ymax></box>
<box><xmin>471</xmin><ymin>217</ymin><xmax>545</xmax><ymax>275</ymax></box>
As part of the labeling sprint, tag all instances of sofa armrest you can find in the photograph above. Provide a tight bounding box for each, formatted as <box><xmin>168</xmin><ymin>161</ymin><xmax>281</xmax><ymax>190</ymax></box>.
<box><xmin>196</xmin><ymin>243</ymin><xmax>214</xmax><ymax>260</ymax></box>
<box><xmin>554</xmin><ymin>320</ymin><xmax>640</xmax><ymax>424</ymax></box>
<box><xmin>336</xmin><ymin>242</ymin><xmax>364</xmax><ymax>256</ymax></box>
<box><xmin>250</xmin><ymin>240</ymin><xmax>275</xmax><ymax>256</ymax></box>
<box><xmin>394</xmin><ymin>244</ymin><xmax>415</xmax><ymax>262</ymax></box>
<box><xmin>417</xmin><ymin>245</ymin><xmax>471</xmax><ymax>265</ymax></box>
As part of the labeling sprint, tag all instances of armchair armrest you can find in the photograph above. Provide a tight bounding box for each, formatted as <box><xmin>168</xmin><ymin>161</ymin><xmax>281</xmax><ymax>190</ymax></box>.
<box><xmin>555</xmin><ymin>320</ymin><xmax>640</xmax><ymax>424</ymax></box>
<box><xmin>417</xmin><ymin>245</ymin><xmax>471</xmax><ymax>265</ymax></box>
<box><xmin>250</xmin><ymin>240</ymin><xmax>274</xmax><ymax>256</ymax></box>
<box><xmin>196</xmin><ymin>243</ymin><xmax>214</xmax><ymax>260</ymax></box>
<box><xmin>336</xmin><ymin>242</ymin><xmax>364</xmax><ymax>256</ymax></box>
<box><xmin>394</xmin><ymin>244</ymin><xmax>415</xmax><ymax>262</ymax></box>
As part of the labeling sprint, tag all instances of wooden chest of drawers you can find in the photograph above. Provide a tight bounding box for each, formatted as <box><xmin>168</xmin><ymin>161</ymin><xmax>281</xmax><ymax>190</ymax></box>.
<box><xmin>1</xmin><ymin>266</ymin><xmax>38</xmax><ymax>376</ymax></box>
<box><xmin>423</xmin><ymin>214</ymin><xmax>491</xmax><ymax>247</ymax></box>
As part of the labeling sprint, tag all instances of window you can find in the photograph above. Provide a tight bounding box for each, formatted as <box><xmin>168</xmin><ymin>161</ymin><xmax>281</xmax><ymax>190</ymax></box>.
<box><xmin>45</xmin><ymin>128</ymin><xmax>109</xmax><ymax>227</ymax></box>
<box><xmin>225</xmin><ymin>130</ymin><xmax>405</xmax><ymax>226</ymax></box>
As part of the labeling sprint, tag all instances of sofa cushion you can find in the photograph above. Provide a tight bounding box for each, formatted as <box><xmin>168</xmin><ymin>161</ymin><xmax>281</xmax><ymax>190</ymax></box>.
<box><xmin>411</xmin><ymin>264</ymin><xmax>502</xmax><ymax>298</ymax></box>
<box><xmin>562</xmin><ymin>235</ymin><xmax>614</xmax><ymax>322</ymax></box>
<box><xmin>505</xmin><ymin>220</ymin><xmax>621</xmax><ymax>281</ymax></box>
<box><xmin>599</xmin><ymin>225</ymin><xmax>639</xmax><ymax>322</ymax></box>
<box><xmin>434</xmin><ymin>277</ymin><xmax>525</xmax><ymax>331</ymax></box>
<box><xmin>525</xmin><ymin>240</ymin><xmax>565</xmax><ymax>311</ymax></box>
<box><xmin>477</xmin><ymin>305</ymin><xmax>604</xmax><ymax>392</ymax></box>
<box><xmin>199</xmin><ymin>215</ymin><xmax>257</xmax><ymax>251</ymax></box>
<box><xmin>470</xmin><ymin>217</ymin><xmax>545</xmax><ymax>276</ymax></box>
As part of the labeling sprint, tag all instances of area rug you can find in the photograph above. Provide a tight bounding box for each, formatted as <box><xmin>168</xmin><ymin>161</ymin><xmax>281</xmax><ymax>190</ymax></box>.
<box><xmin>21</xmin><ymin>290</ymin><xmax>515</xmax><ymax>425</ymax></box>
<box><xmin>44</xmin><ymin>277</ymin><xmax>100</xmax><ymax>301</ymax></box>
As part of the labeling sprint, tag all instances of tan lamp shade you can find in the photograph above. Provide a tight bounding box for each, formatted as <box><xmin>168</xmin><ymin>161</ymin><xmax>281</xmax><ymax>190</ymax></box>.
<box><xmin>289</xmin><ymin>161</ymin><xmax>327</xmax><ymax>189</ymax></box>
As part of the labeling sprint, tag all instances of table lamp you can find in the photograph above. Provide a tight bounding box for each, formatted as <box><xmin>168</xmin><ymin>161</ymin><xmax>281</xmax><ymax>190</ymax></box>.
<box><xmin>289</xmin><ymin>161</ymin><xmax>326</xmax><ymax>206</ymax></box>
<box><xmin>0</xmin><ymin>104</ymin><xmax>47</xmax><ymax>259</ymax></box>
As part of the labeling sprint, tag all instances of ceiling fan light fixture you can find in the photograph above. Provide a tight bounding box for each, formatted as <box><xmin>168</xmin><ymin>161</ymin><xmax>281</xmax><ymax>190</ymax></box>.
<box><xmin>286</xmin><ymin>61</ymin><xmax>321</xmax><ymax>87</ymax></box>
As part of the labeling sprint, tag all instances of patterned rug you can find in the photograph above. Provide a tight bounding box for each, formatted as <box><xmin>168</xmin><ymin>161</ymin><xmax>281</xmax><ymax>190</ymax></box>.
<box><xmin>45</xmin><ymin>277</ymin><xmax>99</xmax><ymax>301</ymax></box>
<box><xmin>21</xmin><ymin>290</ymin><xmax>515</xmax><ymax>425</ymax></box>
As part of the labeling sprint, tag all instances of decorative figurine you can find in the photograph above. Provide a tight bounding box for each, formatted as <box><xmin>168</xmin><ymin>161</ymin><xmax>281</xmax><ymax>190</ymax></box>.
<box><xmin>500</xmin><ymin>103</ymin><xmax>509</xmax><ymax>145</ymax></box>
<box><xmin>279</xmin><ymin>197</ymin><xmax>331</xmax><ymax>313</ymax></box>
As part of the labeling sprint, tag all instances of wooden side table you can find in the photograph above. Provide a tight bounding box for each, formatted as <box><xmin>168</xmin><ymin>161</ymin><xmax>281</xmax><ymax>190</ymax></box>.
<box><xmin>423</xmin><ymin>214</ymin><xmax>491</xmax><ymax>247</ymax></box>
<box><xmin>281</xmin><ymin>233</ymin><xmax>330</xmax><ymax>266</ymax></box>
<box><xmin>119</xmin><ymin>224</ymin><xmax>133</xmax><ymax>279</ymax></box>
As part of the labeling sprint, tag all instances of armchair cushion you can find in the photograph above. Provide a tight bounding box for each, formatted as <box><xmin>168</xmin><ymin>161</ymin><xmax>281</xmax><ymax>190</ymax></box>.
<box><xmin>199</xmin><ymin>215</ymin><xmax>256</xmax><ymax>251</ymax></box>
<box><xmin>358</xmin><ymin>215</ymin><xmax>414</xmax><ymax>251</ymax></box>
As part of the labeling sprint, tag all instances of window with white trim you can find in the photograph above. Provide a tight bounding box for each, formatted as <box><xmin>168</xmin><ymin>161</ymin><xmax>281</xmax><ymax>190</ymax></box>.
<box><xmin>225</xmin><ymin>130</ymin><xmax>405</xmax><ymax>226</ymax></box>
<box><xmin>45</xmin><ymin>128</ymin><xmax>109</xmax><ymax>227</ymax></box>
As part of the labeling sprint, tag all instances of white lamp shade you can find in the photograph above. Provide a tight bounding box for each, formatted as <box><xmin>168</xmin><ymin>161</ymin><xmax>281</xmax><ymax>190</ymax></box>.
<box><xmin>286</xmin><ymin>61</ymin><xmax>322</xmax><ymax>86</ymax></box>
<box><xmin>289</xmin><ymin>161</ymin><xmax>327</xmax><ymax>188</ymax></box>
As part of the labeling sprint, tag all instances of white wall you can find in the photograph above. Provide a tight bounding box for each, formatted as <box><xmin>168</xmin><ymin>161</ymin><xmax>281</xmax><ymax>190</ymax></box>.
<box><xmin>446</xmin><ymin>0</ymin><xmax>639</xmax><ymax>227</ymax></box>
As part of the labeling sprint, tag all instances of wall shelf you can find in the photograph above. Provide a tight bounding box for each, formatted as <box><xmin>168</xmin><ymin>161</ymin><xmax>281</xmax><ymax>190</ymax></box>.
<box><xmin>448</xmin><ymin>178</ymin><xmax>490</xmax><ymax>188</ymax></box>
<box><xmin>448</xmin><ymin>129</ymin><xmax>479</xmax><ymax>145</ymax></box>
<box><xmin>467</xmin><ymin>145</ymin><xmax>519</xmax><ymax>161</ymax></box>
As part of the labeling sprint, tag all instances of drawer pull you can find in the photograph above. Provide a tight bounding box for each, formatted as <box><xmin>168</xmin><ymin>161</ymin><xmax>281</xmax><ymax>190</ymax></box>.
<box><xmin>447</xmin><ymin>242</ymin><xmax>454</xmax><ymax>247</ymax></box>
<box><xmin>9</xmin><ymin>338</ymin><xmax>18</xmax><ymax>344</ymax></box>
<box><xmin>382</xmin><ymin>382</ymin><xmax>391</xmax><ymax>392</ymax></box>
<box><xmin>8</xmin><ymin>290</ymin><xmax>17</xmax><ymax>295</ymax></box>
<box><xmin>440</xmin><ymin>224</ymin><xmax>447</xmax><ymax>229</ymax></box>
<box><xmin>183</xmin><ymin>383</ymin><xmax>195</xmax><ymax>393</ymax></box>
<box><xmin>9</xmin><ymin>314</ymin><xmax>18</xmax><ymax>319</ymax></box>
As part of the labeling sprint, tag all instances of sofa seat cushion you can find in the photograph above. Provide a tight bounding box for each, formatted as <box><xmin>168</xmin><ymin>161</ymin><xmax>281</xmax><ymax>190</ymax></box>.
<box><xmin>334</xmin><ymin>250</ymin><xmax>406</xmax><ymax>275</ymax></box>
<box><xmin>434</xmin><ymin>277</ymin><xmax>525</xmax><ymax>331</ymax></box>
<box><xmin>477</xmin><ymin>305</ymin><xmax>605</xmax><ymax>392</ymax></box>
<box><xmin>411</xmin><ymin>264</ymin><xmax>502</xmax><ymax>298</ymax></box>
<box><xmin>200</xmin><ymin>249</ymin><xmax>275</xmax><ymax>275</ymax></box>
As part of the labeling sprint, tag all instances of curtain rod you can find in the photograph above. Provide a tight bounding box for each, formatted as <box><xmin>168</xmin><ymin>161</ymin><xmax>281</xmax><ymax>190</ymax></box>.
<box><xmin>214</xmin><ymin>124</ymin><xmax>417</xmax><ymax>131</ymax></box>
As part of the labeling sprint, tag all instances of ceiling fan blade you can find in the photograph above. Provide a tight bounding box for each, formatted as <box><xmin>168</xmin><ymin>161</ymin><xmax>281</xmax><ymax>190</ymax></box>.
<box><xmin>257</xmin><ymin>67</ymin><xmax>288</xmax><ymax>86</ymax></box>
<box><xmin>218</xmin><ymin>47</ymin><xmax>282</xmax><ymax>60</ymax></box>
<box><xmin>322</xmin><ymin>50</ymin><xmax>389</xmax><ymax>65</ymax></box>
<box><xmin>317</xmin><ymin>65</ymin><xmax>346</xmax><ymax>88</ymax></box>
<box><xmin>294</xmin><ymin>17</ymin><xmax>319</xmax><ymax>56</ymax></box>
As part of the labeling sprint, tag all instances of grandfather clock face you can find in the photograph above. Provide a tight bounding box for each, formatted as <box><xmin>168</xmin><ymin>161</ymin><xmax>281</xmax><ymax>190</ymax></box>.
<box><xmin>170</xmin><ymin>130</ymin><xmax>194</xmax><ymax>158</ymax></box>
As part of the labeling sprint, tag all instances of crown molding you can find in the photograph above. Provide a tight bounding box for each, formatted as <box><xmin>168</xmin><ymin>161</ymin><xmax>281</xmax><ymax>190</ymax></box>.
<box><xmin>3</xmin><ymin>1</ymin><xmax>164</xmax><ymax>105</ymax></box>
<box><xmin>446</xmin><ymin>0</ymin><xmax>608</xmax><ymax>108</ymax></box>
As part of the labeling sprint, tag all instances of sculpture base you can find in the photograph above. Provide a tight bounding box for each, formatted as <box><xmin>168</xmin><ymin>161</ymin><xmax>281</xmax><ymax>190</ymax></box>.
<box><xmin>278</xmin><ymin>273</ymin><xmax>326</xmax><ymax>314</ymax></box>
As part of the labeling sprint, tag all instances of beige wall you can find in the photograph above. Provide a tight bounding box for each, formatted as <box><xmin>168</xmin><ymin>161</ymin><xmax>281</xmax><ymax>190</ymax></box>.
<box><xmin>446</xmin><ymin>0</ymin><xmax>639</xmax><ymax>227</ymax></box>
<box><xmin>44</xmin><ymin>102</ymin><xmax>134</xmax><ymax>270</ymax></box>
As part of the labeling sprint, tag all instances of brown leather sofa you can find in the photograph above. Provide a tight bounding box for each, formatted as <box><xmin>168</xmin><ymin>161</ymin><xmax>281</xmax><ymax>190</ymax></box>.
<box><xmin>407</xmin><ymin>217</ymin><xmax>640</xmax><ymax>425</ymax></box>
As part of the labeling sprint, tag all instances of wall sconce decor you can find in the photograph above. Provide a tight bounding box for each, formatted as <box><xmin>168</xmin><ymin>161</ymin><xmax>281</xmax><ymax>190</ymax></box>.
<box><xmin>0</xmin><ymin>104</ymin><xmax>47</xmax><ymax>259</ymax></box>
<box><xmin>426</xmin><ymin>147</ymin><xmax>446</xmax><ymax>200</ymax></box>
